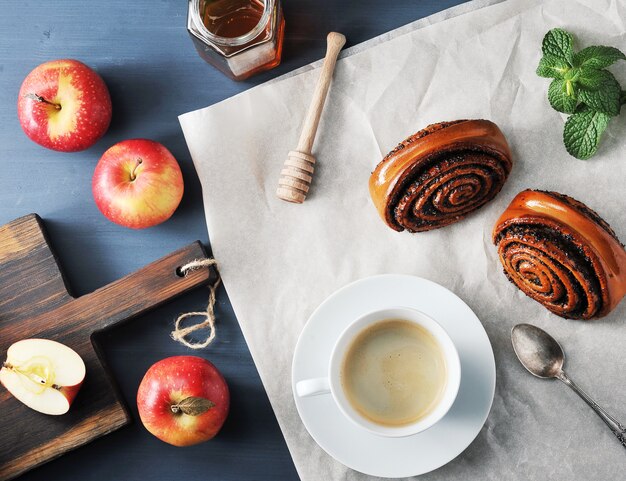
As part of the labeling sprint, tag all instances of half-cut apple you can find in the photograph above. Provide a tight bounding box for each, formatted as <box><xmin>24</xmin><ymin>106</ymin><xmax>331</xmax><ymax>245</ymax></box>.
<box><xmin>0</xmin><ymin>339</ymin><xmax>86</xmax><ymax>415</ymax></box>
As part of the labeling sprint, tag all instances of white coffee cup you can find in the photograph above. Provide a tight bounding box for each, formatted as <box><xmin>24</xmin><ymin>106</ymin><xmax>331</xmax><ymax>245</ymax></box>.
<box><xmin>295</xmin><ymin>307</ymin><xmax>461</xmax><ymax>437</ymax></box>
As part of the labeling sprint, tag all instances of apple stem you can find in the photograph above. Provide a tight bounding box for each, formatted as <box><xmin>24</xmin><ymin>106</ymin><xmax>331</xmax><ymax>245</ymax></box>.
<box><xmin>25</xmin><ymin>93</ymin><xmax>61</xmax><ymax>110</ymax></box>
<box><xmin>129</xmin><ymin>158</ymin><xmax>143</xmax><ymax>181</ymax></box>
<box><xmin>170</xmin><ymin>396</ymin><xmax>215</xmax><ymax>416</ymax></box>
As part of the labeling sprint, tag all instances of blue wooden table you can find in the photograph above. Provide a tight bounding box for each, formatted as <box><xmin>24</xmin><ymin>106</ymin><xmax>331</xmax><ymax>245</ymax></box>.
<box><xmin>0</xmin><ymin>1</ymin><xmax>464</xmax><ymax>479</ymax></box>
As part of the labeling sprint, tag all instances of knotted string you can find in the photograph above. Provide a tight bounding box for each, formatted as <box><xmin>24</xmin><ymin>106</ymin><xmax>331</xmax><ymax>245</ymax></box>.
<box><xmin>171</xmin><ymin>258</ymin><xmax>221</xmax><ymax>349</ymax></box>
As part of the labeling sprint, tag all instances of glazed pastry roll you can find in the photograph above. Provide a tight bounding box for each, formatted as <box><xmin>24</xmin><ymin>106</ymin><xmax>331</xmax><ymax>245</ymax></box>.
<box><xmin>369</xmin><ymin>120</ymin><xmax>512</xmax><ymax>232</ymax></box>
<box><xmin>493</xmin><ymin>190</ymin><xmax>626</xmax><ymax>319</ymax></box>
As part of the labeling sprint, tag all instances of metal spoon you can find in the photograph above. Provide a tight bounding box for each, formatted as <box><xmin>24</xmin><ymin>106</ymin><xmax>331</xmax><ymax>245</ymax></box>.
<box><xmin>511</xmin><ymin>323</ymin><xmax>626</xmax><ymax>448</ymax></box>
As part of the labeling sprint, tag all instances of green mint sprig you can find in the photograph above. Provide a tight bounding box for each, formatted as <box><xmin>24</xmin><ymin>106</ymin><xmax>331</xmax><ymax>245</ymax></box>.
<box><xmin>536</xmin><ymin>28</ymin><xmax>626</xmax><ymax>160</ymax></box>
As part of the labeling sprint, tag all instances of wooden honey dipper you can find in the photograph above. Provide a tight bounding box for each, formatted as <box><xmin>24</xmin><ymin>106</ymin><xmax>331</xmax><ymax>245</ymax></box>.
<box><xmin>276</xmin><ymin>32</ymin><xmax>346</xmax><ymax>203</ymax></box>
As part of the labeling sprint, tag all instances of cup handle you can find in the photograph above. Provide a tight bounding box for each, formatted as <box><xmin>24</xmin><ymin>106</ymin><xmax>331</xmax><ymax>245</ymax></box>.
<box><xmin>295</xmin><ymin>377</ymin><xmax>331</xmax><ymax>397</ymax></box>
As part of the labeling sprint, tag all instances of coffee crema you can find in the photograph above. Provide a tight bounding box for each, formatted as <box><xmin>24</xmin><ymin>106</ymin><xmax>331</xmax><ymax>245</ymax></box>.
<box><xmin>340</xmin><ymin>319</ymin><xmax>447</xmax><ymax>427</ymax></box>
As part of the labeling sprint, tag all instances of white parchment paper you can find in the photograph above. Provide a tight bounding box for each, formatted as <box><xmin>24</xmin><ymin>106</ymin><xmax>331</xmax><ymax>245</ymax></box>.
<box><xmin>180</xmin><ymin>0</ymin><xmax>626</xmax><ymax>478</ymax></box>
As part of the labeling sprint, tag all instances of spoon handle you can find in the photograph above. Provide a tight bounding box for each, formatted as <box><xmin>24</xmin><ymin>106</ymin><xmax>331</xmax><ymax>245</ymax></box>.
<box><xmin>557</xmin><ymin>370</ymin><xmax>626</xmax><ymax>448</ymax></box>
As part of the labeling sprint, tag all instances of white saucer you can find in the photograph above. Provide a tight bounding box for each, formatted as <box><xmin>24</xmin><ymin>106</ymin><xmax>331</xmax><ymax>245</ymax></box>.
<box><xmin>292</xmin><ymin>274</ymin><xmax>496</xmax><ymax>478</ymax></box>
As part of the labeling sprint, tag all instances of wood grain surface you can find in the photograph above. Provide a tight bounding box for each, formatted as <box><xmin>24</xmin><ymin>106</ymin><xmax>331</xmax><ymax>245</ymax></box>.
<box><xmin>0</xmin><ymin>214</ymin><xmax>212</xmax><ymax>480</ymax></box>
<box><xmin>0</xmin><ymin>1</ymin><xmax>464</xmax><ymax>480</ymax></box>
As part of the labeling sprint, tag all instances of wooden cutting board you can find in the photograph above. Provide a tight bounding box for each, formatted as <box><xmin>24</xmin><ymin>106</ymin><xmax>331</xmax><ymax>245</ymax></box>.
<box><xmin>0</xmin><ymin>214</ymin><xmax>213</xmax><ymax>480</ymax></box>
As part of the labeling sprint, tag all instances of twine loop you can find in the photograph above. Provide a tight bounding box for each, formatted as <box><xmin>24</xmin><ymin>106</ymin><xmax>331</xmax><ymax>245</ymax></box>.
<box><xmin>171</xmin><ymin>258</ymin><xmax>221</xmax><ymax>349</ymax></box>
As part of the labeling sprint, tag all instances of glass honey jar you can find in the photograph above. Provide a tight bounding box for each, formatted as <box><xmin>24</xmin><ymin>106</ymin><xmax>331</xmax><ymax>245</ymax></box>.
<box><xmin>187</xmin><ymin>0</ymin><xmax>285</xmax><ymax>81</ymax></box>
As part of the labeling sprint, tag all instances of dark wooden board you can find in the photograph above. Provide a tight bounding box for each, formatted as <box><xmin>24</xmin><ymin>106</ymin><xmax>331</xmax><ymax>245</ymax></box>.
<box><xmin>0</xmin><ymin>214</ymin><xmax>212</xmax><ymax>480</ymax></box>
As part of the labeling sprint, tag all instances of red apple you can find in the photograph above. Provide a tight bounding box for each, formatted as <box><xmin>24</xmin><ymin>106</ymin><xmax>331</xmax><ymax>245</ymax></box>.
<box><xmin>17</xmin><ymin>59</ymin><xmax>112</xmax><ymax>152</ymax></box>
<box><xmin>92</xmin><ymin>139</ymin><xmax>184</xmax><ymax>229</ymax></box>
<box><xmin>136</xmin><ymin>356</ymin><xmax>229</xmax><ymax>446</ymax></box>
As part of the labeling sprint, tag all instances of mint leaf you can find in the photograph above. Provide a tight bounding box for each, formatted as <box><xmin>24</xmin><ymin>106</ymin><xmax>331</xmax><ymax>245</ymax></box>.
<box><xmin>536</xmin><ymin>55</ymin><xmax>571</xmax><ymax>78</ymax></box>
<box><xmin>577</xmin><ymin>69</ymin><xmax>621</xmax><ymax>116</ymax></box>
<box><xmin>541</xmin><ymin>28</ymin><xmax>574</xmax><ymax>64</ymax></box>
<box><xmin>563</xmin><ymin>105</ymin><xmax>611</xmax><ymax>159</ymax></box>
<box><xmin>537</xmin><ymin>28</ymin><xmax>625</xmax><ymax>160</ymax></box>
<box><xmin>573</xmin><ymin>45</ymin><xmax>626</xmax><ymax>69</ymax></box>
<box><xmin>577</xmin><ymin>67</ymin><xmax>611</xmax><ymax>89</ymax></box>
<box><xmin>548</xmin><ymin>78</ymin><xmax>578</xmax><ymax>113</ymax></box>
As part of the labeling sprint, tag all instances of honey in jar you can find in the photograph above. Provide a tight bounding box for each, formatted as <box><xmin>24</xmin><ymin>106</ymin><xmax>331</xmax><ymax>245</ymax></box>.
<box><xmin>187</xmin><ymin>0</ymin><xmax>285</xmax><ymax>81</ymax></box>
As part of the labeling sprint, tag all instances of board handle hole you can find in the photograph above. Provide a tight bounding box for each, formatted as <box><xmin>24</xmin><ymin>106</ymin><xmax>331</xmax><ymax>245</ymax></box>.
<box><xmin>176</xmin><ymin>259</ymin><xmax>215</xmax><ymax>278</ymax></box>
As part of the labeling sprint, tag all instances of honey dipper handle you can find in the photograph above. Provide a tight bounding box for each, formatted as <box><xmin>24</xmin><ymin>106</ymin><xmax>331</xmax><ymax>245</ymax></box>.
<box><xmin>296</xmin><ymin>32</ymin><xmax>346</xmax><ymax>154</ymax></box>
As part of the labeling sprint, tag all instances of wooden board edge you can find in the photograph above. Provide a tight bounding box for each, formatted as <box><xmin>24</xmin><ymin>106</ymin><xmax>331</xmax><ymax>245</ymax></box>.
<box><xmin>90</xmin><ymin>331</ymin><xmax>133</xmax><ymax>422</ymax></box>
<box><xmin>32</xmin><ymin>214</ymin><xmax>76</xmax><ymax>299</ymax></box>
